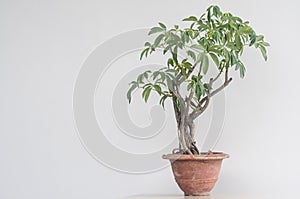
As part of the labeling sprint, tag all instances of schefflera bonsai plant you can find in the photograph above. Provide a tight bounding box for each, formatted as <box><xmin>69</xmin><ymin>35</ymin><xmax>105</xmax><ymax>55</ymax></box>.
<box><xmin>127</xmin><ymin>5</ymin><xmax>269</xmax><ymax>196</ymax></box>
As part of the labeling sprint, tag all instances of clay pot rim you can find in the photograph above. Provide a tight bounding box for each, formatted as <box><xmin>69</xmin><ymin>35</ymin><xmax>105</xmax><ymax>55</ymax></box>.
<box><xmin>162</xmin><ymin>152</ymin><xmax>229</xmax><ymax>160</ymax></box>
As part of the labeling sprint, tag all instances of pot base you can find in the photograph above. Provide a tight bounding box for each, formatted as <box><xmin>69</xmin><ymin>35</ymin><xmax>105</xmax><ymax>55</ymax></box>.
<box><xmin>185</xmin><ymin>192</ymin><xmax>209</xmax><ymax>196</ymax></box>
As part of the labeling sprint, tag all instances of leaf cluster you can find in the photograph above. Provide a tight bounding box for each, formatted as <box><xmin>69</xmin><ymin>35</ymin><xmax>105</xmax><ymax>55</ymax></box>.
<box><xmin>127</xmin><ymin>68</ymin><xmax>178</xmax><ymax>108</ymax></box>
<box><xmin>127</xmin><ymin>5</ymin><xmax>269</xmax><ymax>107</ymax></box>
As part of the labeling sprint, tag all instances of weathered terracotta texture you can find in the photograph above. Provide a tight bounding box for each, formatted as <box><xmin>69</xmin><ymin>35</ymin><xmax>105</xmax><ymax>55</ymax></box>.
<box><xmin>162</xmin><ymin>153</ymin><xmax>229</xmax><ymax>196</ymax></box>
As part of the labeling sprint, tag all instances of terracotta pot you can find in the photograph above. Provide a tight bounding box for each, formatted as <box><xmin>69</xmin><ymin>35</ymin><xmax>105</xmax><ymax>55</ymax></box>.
<box><xmin>162</xmin><ymin>152</ymin><xmax>229</xmax><ymax>196</ymax></box>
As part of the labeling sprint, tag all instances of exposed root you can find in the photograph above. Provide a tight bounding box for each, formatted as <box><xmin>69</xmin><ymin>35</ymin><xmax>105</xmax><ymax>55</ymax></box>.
<box><xmin>190</xmin><ymin>142</ymin><xmax>200</xmax><ymax>155</ymax></box>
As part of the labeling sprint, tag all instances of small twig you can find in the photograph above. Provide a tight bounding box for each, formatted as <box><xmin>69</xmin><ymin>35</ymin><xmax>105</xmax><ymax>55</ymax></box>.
<box><xmin>225</xmin><ymin>68</ymin><xmax>228</xmax><ymax>82</ymax></box>
<box><xmin>211</xmin><ymin>67</ymin><xmax>224</xmax><ymax>84</ymax></box>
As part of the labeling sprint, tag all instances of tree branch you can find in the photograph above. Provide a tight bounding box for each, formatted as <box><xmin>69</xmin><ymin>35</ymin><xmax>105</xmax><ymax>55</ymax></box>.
<box><xmin>171</xmin><ymin>95</ymin><xmax>180</xmax><ymax>127</ymax></box>
<box><xmin>210</xmin><ymin>77</ymin><xmax>232</xmax><ymax>97</ymax></box>
<box><xmin>172</xmin><ymin>85</ymin><xmax>185</xmax><ymax>114</ymax></box>
<box><xmin>185</xmin><ymin>90</ymin><xmax>194</xmax><ymax>117</ymax></box>
<box><xmin>190</xmin><ymin>77</ymin><xmax>233</xmax><ymax>120</ymax></box>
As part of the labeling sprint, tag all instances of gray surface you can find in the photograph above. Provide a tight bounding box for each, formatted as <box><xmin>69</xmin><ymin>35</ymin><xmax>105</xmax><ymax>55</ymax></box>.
<box><xmin>121</xmin><ymin>195</ymin><xmax>274</xmax><ymax>199</ymax></box>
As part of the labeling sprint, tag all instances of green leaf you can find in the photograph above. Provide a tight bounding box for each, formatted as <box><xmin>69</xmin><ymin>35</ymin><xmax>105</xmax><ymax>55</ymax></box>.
<box><xmin>261</xmin><ymin>41</ymin><xmax>270</xmax><ymax>47</ymax></box>
<box><xmin>144</xmin><ymin>42</ymin><xmax>151</xmax><ymax>47</ymax></box>
<box><xmin>158</xmin><ymin>22</ymin><xmax>166</xmax><ymax>30</ymax></box>
<box><xmin>181</xmin><ymin>68</ymin><xmax>187</xmax><ymax>78</ymax></box>
<box><xmin>209</xmin><ymin>53</ymin><xmax>219</xmax><ymax>67</ymax></box>
<box><xmin>153</xmin><ymin>85</ymin><xmax>162</xmax><ymax>95</ymax></box>
<box><xmin>200</xmin><ymin>53</ymin><xmax>209</xmax><ymax>74</ymax></box>
<box><xmin>183</xmin><ymin>16</ymin><xmax>198</xmax><ymax>22</ymax></box>
<box><xmin>212</xmin><ymin>6</ymin><xmax>221</xmax><ymax>17</ymax></box>
<box><xmin>208</xmin><ymin>45</ymin><xmax>221</xmax><ymax>54</ymax></box>
<box><xmin>235</xmin><ymin>34</ymin><xmax>242</xmax><ymax>48</ymax></box>
<box><xmin>195</xmin><ymin>84</ymin><xmax>202</xmax><ymax>101</ymax></box>
<box><xmin>259</xmin><ymin>45</ymin><xmax>267</xmax><ymax>61</ymax></box>
<box><xmin>230</xmin><ymin>54</ymin><xmax>238</xmax><ymax>65</ymax></box>
<box><xmin>172</xmin><ymin>51</ymin><xmax>178</xmax><ymax>65</ymax></box>
<box><xmin>159</xmin><ymin>72</ymin><xmax>166</xmax><ymax>82</ymax></box>
<box><xmin>148</xmin><ymin>27</ymin><xmax>164</xmax><ymax>35</ymax></box>
<box><xmin>235</xmin><ymin>61</ymin><xmax>245</xmax><ymax>78</ymax></box>
<box><xmin>159</xmin><ymin>95</ymin><xmax>168</xmax><ymax>108</ymax></box>
<box><xmin>167</xmin><ymin>58</ymin><xmax>174</xmax><ymax>67</ymax></box>
<box><xmin>239</xmin><ymin>25</ymin><xmax>252</xmax><ymax>34</ymax></box>
<box><xmin>232</xmin><ymin>16</ymin><xmax>242</xmax><ymax>23</ymax></box>
<box><xmin>195</xmin><ymin>53</ymin><xmax>201</xmax><ymax>65</ymax></box>
<box><xmin>249</xmin><ymin>31</ymin><xmax>256</xmax><ymax>46</ymax></box>
<box><xmin>143</xmin><ymin>70</ymin><xmax>151</xmax><ymax>79</ymax></box>
<box><xmin>256</xmin><ymin>35</ymin><xmax>264</xmax><ymax>42</ymax></box>
<box><xmin>192</xmin><ymin>31</ymin><xmax>199</xmax><ymax>39</ymax></box>
<box><xmin>127</xmin><ymin>83</ymin><xmax>138</xmax><ymax>103</ymax></box>
<box><xmin>166</xmin><ymin>76</ymin><xmax>173</xmax><ymax>90</ymax></box>
<box><xmin>207</xmin><ymin>9</ymin><xmax>211</xmax><ymax>22</ymax></box>
<box><xmin>154</xmin><ymin>34</ymin><xmax>164</xmax><ymax>47</ymax></box>
<box><xmin>190</xmin><ymin>44</ymin><xmax>203</xmax><ymax>51</ymax></box>
<box><xmin>187</xmin><ymin>50</ymin><xmax>196</xmax><ymax>61</ymax></box>
<box><xmin>137</xmin><ymin>73</ymin><xmax>144</xmax><ymax>84</ymax></box>
<box><xmin>165</xmin><ymin>68</ymin><xmax>177</xmax><ymax>74</ymax></box>
<box><xmin>183</xmin><ymin>31</ymin><xmax>190</xmax><ymax>43</ymax></box>
<box><xmin>163</xmin><ymin>44</ymin><xmax>172</xmax><ymax>54</ymax></box>
<box><xmin>142</xmin><ymin>86</ymin><xmax>152</xmax><ymax>102</ymax></box>
<box><xmin>152</xmin><ymin>71</ymin><xmax>160</xmax><ymax>80</ymax></box>
<box><xmin>204</xmin><ymin>83</ymin><xmax>212</xmax><ymax>90</ymax></box>
<box><xmin>226</xmin><ymin>42</ymin><xmax>238</xmax><ymax>50</ymax></box>
<box><xmin>184</xmin><ymin>62</ymin><xmax>193</xmax><ymax>70</ymax></box>
<box><xmin>140</xmin><ymin>48</ymin><xmax>148</xmax><ymax>60</ymax></box>
<box><xmin>239</xmin><ymin>62</ymin><xmax>246</xmax><ymax>78</ymax></box>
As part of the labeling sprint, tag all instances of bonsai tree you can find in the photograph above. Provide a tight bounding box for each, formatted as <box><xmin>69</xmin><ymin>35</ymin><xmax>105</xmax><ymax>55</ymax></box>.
<box><xmin>127</xmin><ymin>5</ymin><xmax>269</xmax><ymax>155</ymax></box>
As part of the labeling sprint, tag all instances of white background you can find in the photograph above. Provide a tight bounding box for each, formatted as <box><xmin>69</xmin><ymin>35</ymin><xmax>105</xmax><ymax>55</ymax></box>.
<box><xmin>0</xmin><ymin>0</ymin><xmax>299</xmax><ymax>198</ymax></box>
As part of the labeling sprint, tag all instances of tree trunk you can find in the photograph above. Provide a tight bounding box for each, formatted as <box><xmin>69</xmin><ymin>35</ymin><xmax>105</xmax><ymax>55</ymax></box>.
<box><xmin>176</xmin><ymin>114</ymin><xmax>199</xmax><ymax>155</ymax></box>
